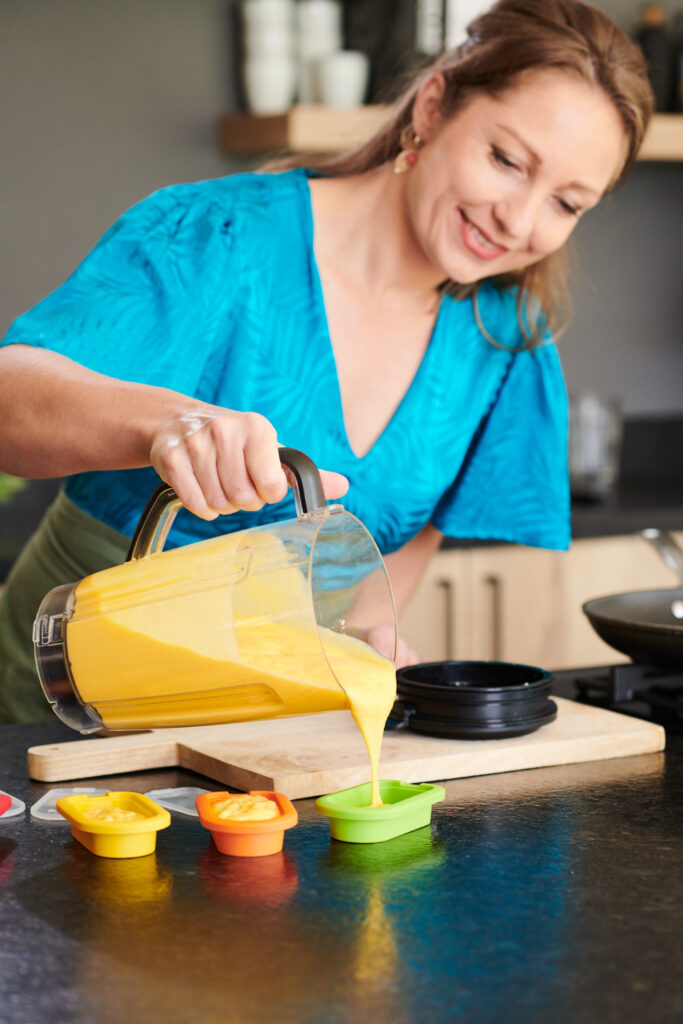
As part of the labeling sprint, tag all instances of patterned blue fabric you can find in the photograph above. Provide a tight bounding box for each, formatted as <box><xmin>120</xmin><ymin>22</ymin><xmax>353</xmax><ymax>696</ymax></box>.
<box><xmin>0</xmin><ymin>169</ymin><xmax>570</xmax><ymax>552</ymax></box>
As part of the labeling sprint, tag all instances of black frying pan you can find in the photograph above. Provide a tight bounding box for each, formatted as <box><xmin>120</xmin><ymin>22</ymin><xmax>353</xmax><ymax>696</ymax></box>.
<box><xmin>582</xmin><ymin>529</ymin><xmax>683</xmax><ymax>670</ymax></box>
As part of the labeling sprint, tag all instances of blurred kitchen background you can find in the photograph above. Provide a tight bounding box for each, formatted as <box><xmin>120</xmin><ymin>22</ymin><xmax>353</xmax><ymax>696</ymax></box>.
<box><xmin>0</xmin><ymin>0</ymin><xmax>681</xmax><ymax>583</ymax></box>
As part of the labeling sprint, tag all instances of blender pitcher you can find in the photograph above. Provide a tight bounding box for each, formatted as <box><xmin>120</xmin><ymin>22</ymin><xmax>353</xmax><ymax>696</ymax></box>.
<box><xmin>33</xmin><ymin>449</ymin><xmax>397</xmax><ymax>733</ymax></box>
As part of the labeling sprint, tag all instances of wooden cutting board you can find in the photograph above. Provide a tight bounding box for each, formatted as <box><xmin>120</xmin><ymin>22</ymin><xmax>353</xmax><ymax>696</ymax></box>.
<box><xmin>27</xmin><ymin>698</ymin><xmax>665</xmax><ymax>799</ymax></box>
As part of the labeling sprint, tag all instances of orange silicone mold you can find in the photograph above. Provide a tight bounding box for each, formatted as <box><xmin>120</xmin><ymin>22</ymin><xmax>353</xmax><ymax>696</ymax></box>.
<box><xmin>195</xmin><ymin>790</ymin><xmax>298</xmax><ymax>857</ymax></box>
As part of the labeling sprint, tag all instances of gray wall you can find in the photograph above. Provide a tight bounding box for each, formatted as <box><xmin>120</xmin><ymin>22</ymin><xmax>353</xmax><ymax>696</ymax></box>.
<box><xmin>560</xmin><ymin>162</ymin><xmax>682</xmax><ymax>416</ymax></box>
<box><xmin>557</xmin><ymin>1</ymin><xmax>683</xmax><ymax>417</ymax></box>
<box><xmin>596</xmin><ymin>0</ymin><xmax>679</xmax><ymax>27</ymax></box>
<box><xmin>0</xmin><ymin>0</ymin><xmax>243</xmax><ymax>325</ymax></box>
<box><xmin>1</xmin><ymin>0</ymin><xmax>681</xmax><ymax>416</ymax></box>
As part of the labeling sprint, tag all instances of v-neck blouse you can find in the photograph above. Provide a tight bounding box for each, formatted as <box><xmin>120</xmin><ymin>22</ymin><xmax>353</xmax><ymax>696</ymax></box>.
<box><xmin>304</xmin><ymin>179</ymin><xmax>445</xmax><ymax>465</ymax></box>
<box><xmin>0</xmin><ymin>169</ymin><xmax>570</xmax><ymax>553</ymax></box>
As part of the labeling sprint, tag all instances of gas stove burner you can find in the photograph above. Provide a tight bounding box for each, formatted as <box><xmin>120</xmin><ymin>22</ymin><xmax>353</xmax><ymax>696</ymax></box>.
<box><xmin>645</xmin><ymin>685</ymin><xmax>683</xmax><ymax>718</ymax></box>
<box><xmin>570</xmin><ymin>661</ymin><xmax>683</xmax><ymax>732</ymax></box>
<box><xmin>574</xmin><ymin>662</ymin><xmax>683</xmax><ymax>702</ymax></box>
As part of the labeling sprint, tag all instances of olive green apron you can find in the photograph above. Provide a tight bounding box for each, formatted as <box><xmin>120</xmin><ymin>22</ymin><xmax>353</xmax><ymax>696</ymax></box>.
<box><xmin>0</xmin><ymin>489</ymin><xmax>129</xmax><ymax>723</ymax></box>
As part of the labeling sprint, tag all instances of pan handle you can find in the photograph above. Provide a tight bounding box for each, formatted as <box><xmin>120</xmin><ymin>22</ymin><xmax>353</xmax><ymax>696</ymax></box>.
<box><xmin>641</xmin><ymin>528</ymin><xmax>683</xmax><ymax>584</ymax></box>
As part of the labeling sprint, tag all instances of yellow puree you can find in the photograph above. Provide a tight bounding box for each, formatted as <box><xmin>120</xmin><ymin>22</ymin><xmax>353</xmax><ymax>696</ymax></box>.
<box><xmin>66</xmin><ymin>538</ymin><xmax>396</xmax><ymax>807</ymax></box>
<box><xmin>84</xmin><ymin>806</ymin><xmax>146</xmax><ymax>823</ymax></box>
<box><xmin>213</xmin><ymin>794</ymin><xmax>279</xmax><ymax>821</ymax></box>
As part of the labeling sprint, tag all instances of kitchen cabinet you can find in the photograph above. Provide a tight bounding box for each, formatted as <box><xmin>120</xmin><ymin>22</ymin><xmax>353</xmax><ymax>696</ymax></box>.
<box><xmin>219</xmin><ymin>107</ymin><xmax>683</xmax><ymax>159</ymax></box>
<box><xmin>399</xmin><ymin>531</ymin><xmax>683</xmax><ymax>669</ymax></box>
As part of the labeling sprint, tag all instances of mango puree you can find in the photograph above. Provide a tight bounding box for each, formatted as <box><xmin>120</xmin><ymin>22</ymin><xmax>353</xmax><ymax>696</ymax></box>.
<box><xmin>66</xmin><ymin>537</ymin><xmax>396</xmax><ymax>807</ymax></box>
<box><xmin>85</xmin><ymin>805</ymin><xmax>147</xmax><ymax>823</ymax></box>
<box><xmin>213</xmin><ymin>794</ymin><xmax>279</xmax><ymax>822</ymax></box>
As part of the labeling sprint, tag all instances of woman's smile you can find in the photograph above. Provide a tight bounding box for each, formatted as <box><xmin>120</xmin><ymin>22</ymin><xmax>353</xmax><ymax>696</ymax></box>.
<box><xmin>459</xmin><ymin>209</ymin><xmax>509</xmax><ymax>260</ymax></box>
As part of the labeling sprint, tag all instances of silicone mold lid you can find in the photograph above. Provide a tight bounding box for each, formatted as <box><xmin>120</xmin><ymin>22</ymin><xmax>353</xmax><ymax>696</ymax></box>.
<box><xmin>145</xmin><ymin>787</ymin><xmax>210</xmax><ymax>816</ymax></box>
<box><xmin>0</xmin><ymin>790</ymin><xmax>26</xmax><ymax>820</ymax></box>
<box><xmin>31</xmin><ymin>787</ymin><xmax>108</xmax><ymax>822</ymax></box>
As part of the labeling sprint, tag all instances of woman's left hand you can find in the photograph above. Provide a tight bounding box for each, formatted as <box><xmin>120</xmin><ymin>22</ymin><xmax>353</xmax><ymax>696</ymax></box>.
<box><xmin>394</xmin><ymin>635</ymin><xmax>421</xmax><ymax>669</ymax></box>
<box><xmin>367</xmin><ymin>625</ymin><xmax>421</xmax><ymax>669</ymax></box>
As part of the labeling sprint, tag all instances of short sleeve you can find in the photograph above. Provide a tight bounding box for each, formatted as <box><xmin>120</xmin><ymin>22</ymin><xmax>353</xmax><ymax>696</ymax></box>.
<box><xmin>432</xmin><ymin>337</ymin><xmax>571</xmax><ymax>550</ymax></box>
<box><xmin>0</xmin><ymin>183</ymin><xmax>239</xmax><ymax>395</ymax></box>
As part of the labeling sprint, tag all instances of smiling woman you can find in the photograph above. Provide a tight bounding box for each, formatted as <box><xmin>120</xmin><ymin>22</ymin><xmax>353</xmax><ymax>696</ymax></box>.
<box><xmin>278</xmin><ymin>0</ymin><xmax>653</xmax><ymax>349</ymax></box>
<box><xmin>0</xmin><ymin>0</ymin><xmax>654</xmax><ymax>724</ymax></box>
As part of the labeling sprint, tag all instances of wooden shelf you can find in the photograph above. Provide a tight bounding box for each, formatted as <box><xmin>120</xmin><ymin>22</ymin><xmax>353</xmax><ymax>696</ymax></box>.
<box><xmin>219</xmin><ymin>106</ymin><xmax>683</xmax><ymax>161</ymax></box>
<box><xmin>219</xmin><ymin>104</ymin><xmax>387</xmax><ymax>155</ymax></box>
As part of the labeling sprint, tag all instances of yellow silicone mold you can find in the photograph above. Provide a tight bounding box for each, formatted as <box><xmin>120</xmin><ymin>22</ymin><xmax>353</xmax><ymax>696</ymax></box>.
<box><xmin>56</xmin><ymin>791</ymin><xmax>171</xmax><ymax>858</ymax></box>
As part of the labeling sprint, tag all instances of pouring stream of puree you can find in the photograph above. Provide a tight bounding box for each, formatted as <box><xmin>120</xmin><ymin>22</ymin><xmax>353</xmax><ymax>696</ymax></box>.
<box><xmin>317</xmin><ymin>630</ymin><xmax>397</xmax><ymax>807</ymax></box>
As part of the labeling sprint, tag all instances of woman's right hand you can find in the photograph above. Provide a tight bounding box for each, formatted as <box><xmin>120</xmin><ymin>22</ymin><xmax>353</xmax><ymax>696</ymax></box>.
<box><xmin>149</xmin><ymin>406</ymin><xmax>348</xmax><ymax>520</ymax></box>
<box><xmin>0</xmin><ymin>347</ymin><xmax>347</xmax><ymax>516</ymax></box>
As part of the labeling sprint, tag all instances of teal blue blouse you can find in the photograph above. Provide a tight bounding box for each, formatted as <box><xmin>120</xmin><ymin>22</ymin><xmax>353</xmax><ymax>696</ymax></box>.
<box><xmin>0</xmin><ymin>169</ymin><xmax>570</xmax><ymax>552</ymax></box>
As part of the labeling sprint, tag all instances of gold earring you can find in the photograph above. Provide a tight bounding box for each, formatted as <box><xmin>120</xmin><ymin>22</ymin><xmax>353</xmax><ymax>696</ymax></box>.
<box><xmin>393</xmin><ymin>128</ymin><xmax>423</xmax><ymax>174</ymax></box>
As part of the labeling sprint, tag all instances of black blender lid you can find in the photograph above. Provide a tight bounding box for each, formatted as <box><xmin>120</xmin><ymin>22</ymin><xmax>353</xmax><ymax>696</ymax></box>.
<box><xmin>399</xmin><ymin>699</ymin><xmax>558</xmax><ymax>739</ymax></box>
<box><xmin>397</xmin><ymin>660</ymin><xmax>551</xmax><ymax>691</ymax></box>
<box><xmin>392</xmin><ymin>660</ymin><xmax>556</xmax><ymax>739</ymax></box>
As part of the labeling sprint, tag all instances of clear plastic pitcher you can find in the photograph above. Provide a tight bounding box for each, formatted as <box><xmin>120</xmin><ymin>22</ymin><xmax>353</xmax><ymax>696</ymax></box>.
<box><xmin>33</xmin><ymin>449</ymin><xmax>397</xmax><ymax>733</ymax></box>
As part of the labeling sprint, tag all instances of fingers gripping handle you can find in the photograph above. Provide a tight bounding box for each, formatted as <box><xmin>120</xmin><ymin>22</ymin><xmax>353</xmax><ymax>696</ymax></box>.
<box><xmin>126</xmin><ymin>447</ymin><xmax>327</xmax><ymax>561</ymax></box>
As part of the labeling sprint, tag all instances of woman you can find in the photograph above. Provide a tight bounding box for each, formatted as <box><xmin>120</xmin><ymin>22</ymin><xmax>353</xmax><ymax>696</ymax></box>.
<box><xmin>0</xmin><ymin>0</ymin><xmax>652</xmax><ymax>723</ymax></box>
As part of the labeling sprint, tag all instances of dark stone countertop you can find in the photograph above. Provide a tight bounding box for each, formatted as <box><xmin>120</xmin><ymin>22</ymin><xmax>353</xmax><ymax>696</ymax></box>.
<box><xmin>1</xmin><ymin>681</ymin><xmax>682</xmax><ymax>1024</ymax></box>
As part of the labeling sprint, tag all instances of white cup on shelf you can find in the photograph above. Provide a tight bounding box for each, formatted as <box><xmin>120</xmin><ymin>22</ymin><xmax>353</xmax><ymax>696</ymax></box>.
<box><xmin>318</xmin><ymin>50</ymin><xmax>370</xmax><ymax>108</ymax></box>
<box><xmin>298</xmin><ymin>23</ymin><xmax>342</xmax><ymax>53</ymax></box>
<box><xmin>298</xmin><ymin>38</ymin><xmax>342</xmax><ymax>102</ymax></box>
<box><xmin>295</xmin><ymin>0</ymin><xmax>342</xmax><ymax>102</ymax></box>
<box><xmin>243</xmin><ymin>55</ymin><xmax>297</xmax><ymax>115</ymax></box>
<box><xmin>243</xmin><ymin>26</ymin><xmax>295</xmax><ymax>58</ymax></box>
<box><xmin>297</xmin><ymin>0</ymin><xmax>342</xmax><ymax>33</ymax></box>
<box><xmin>297</xmin><ymin>0</ymin><xmax>342</xmax><ymax>60</ymax></box>
<box><xmin>242</xmin><ymin>0</ymin><xmax>295</xmax><ymax>31</ymax></box>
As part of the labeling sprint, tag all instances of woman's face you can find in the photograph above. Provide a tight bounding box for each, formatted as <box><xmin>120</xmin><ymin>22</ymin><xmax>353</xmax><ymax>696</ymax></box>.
<box><xmin>405</xmin><ymin>69</ymin><xmax>628</xmax><ymax>284</ymax></box>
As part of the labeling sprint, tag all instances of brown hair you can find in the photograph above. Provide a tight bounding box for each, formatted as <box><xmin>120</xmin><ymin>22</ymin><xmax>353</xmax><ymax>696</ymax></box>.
<box><xmin>267</xmin><ymin>0</ymin><xmax>653</xmax><ymax>349</ymax></box>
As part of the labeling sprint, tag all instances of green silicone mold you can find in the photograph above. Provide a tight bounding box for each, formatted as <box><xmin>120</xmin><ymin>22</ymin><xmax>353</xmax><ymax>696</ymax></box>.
<box><xmin>316</xmin><ymin>780</ymin><xmax>445</xmax><ymax>844</ymax></box>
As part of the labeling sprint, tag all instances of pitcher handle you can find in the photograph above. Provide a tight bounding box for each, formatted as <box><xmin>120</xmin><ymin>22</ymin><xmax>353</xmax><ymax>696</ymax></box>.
<box><xmin>126</xmin><ymin>447</ymin><xmax>327</xmax><ymax>561</ymax></box>
<box><xmin>279</xmin><ymin>447</ymin><xmax>326</xmax><ymax>517</ymax></box>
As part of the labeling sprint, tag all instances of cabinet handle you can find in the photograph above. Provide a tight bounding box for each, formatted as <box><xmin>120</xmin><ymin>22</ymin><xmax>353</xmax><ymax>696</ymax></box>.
<box><xmin>437</xmin><ymin>578</ymin><xmax>456</xmax><ymax>660</ymax></box>
<box><xmin>485</xmin><ymin>574</ymin><xmax>503</xmax><ymax>660</ymax></box>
